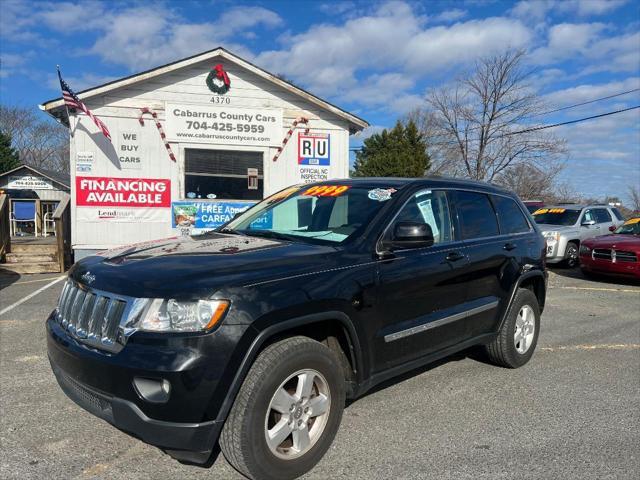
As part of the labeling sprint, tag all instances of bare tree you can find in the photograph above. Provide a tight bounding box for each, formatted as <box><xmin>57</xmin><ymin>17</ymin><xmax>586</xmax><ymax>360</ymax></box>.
<box><xmin>494</xmin><ymin>162</ymin><xmax>564</xmax><ymax>200</ymax></box>
<box><xmin>628</xmin><ymin>184</ymin><xmax>640</xmax><ymax>212</ymax></box>
<box><xmin>0</xmin><ymin>105</ymin><xmax>70</xmax><ymax>173</ymax></box>
<box><xmin>425</xmin><ymin>50</ymin><xmax>566</xmax><ymax>182</ymax></box>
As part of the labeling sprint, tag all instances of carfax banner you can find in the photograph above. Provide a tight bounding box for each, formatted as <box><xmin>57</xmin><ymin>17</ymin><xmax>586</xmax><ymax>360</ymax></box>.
<box><xmin>171</xmin><ymin>200</ymin><xmax>272</xmax><ymax>236</ymax></box>
<box><xmin>165</xmin><ymin>103</ymin><xmax>282</xmax><ymax>146</ymax></box>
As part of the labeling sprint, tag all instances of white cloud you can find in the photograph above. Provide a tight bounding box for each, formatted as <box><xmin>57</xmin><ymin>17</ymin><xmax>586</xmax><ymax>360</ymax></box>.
<box><xmin>45</xmin><ymin>72</ymin><xmax>117</xmax><ymax>91</ymax></box>
<box><xmin>511</xmin><ymin>0</ymin><xmax>628</xmax><ymax>21</ymax></box>
<box><xmin>582</xmin><ymin>31</ymin><xmax>640</xmax><ymax>73</ymax></box>
<box><xmin>258</xmin><ymin>4</ymin><xmax>531</xmax><ymax>97</ymax></box>
<box><xmin>530</xmin><ymin>22</ymin><xmax>607</xmax><ymax>64</ymax></box>
<box><xmin>403</xmin><ymin>17</ymin><xmax>532</xmax><ymax>73</ymax></box>
<box><xmin>574</xmin><ymin>0</ymin><xmax>628</xmax><ymax>16</ymax></box>
<box><xmin>430</xmin><ymin>9</ymin><xmax>468</xmax><ymax>23</ymax></box>
<box><xmin>543</xmin><ymin>77</ymin><xmax>640</xmax><ymax>111</ymax></box>
<box><xmin>0</xmin><ymin>1</ymin><xmax>283</xmax><ymax>71</ymax></box>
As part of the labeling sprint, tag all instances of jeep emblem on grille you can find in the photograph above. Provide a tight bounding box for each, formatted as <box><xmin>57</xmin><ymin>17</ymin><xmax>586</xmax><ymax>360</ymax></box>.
<box><xmin>81</xmin><ymin>271</ymin><xmax>96</xmax><ymax>284</ymax></box>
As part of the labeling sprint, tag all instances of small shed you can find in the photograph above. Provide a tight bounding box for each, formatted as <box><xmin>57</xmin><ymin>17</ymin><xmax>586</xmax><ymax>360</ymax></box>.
<box><xmin>0</xmin><ymin>164</ymin><xmax>70</xmax><ymax>237</ymax></box>
<box><xmin>40</xmin><ymin>47</ymin><xmax>368</xmax><ymax>259</ymax></box>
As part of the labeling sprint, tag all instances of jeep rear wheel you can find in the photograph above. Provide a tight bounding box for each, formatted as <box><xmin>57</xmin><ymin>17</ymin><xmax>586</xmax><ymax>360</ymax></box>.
<box><xmin>484</xmin><ymin>288</ymin><xmax>540</xmax><ymax>368</ymax></box>
<box><xmin>220</xmin><ymin>336</ymin><xmax>345</xmax><ymax>480</ymax></box>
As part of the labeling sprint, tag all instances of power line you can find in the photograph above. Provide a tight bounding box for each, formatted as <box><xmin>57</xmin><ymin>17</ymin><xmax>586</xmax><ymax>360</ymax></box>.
<box><xmin>348</xmin><ymin>105</ymin><xmax>640</xmax><ymax>150</ymax></box>
<box><xmin>500</xmin><ymin>105</ymin><xmax>640</xmax><ymax>137</ymax></box>
<box><xmin>529</xmin><ymin>87</ymin><xmax>640</xmax><ymax>118</ymax></box>
<box><xmin>350</xmin><ymin>87</ymin><xmax>640</xmax><ymax>148</ymax></box>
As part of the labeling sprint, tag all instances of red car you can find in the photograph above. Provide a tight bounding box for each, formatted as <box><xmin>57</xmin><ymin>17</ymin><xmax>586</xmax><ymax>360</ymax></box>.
<box><xmin>579</xmin><ymin>218</ymin><xmax>640</xmax><ymax>279</ymax></box>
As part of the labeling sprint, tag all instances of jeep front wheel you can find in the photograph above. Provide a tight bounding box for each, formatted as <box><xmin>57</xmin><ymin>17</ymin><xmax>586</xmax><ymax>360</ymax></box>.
<box><xmin>220</xmin><ymin>336</ymin><xmax>345</xmax><ymax>480</ymax></box>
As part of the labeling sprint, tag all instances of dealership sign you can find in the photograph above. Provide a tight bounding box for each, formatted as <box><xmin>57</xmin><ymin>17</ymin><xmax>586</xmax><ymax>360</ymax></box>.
<box><xmin>8</xmin><ymin>175</ymin><xmax>55</xmax><ymax>190</ymax></box>
<box><xmin>165</xmin><ymin>103</ymin><xmax>282</xmax><ymax>147</ymax></box>
<box><xmin>298</xmin><ymin>133</ymin><xmax>330</xmax><ymax>166</ymax></box>
<box><xmin>76</xmin><ymin>177</ymin><xmax>171</xmax><ymax>207</ymax></box>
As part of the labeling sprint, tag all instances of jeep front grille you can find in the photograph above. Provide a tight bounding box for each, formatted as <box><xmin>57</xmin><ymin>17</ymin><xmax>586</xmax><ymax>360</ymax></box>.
<box><xmin>55</xmin><ymin>280</ymin><xmax>129</xmax><ymax>352</ymax></box>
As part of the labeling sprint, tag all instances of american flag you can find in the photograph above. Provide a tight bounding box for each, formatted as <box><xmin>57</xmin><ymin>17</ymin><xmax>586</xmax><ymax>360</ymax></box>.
<box><xmin>58</xmin><ymin>68</ymin><xmax>111</xmax><ymax>141</ymax></box>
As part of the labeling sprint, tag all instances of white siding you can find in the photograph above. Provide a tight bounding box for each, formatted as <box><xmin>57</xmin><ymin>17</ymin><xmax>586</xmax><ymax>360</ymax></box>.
<box><xmin>69</xmin><ymin>58</ymin><xmax>352</xmax><ymax>251</ymax></box>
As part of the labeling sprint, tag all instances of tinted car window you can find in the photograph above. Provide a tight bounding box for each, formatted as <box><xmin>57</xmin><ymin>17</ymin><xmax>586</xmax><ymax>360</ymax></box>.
<box><xmin>453</xmin><ymin>191</ymin><xmax>499</xmax><ymax>240</ymax></box>
<box><xmin>594</xmin><ymin>208</ymin><xmax>612</xmax><ymax>223</ymax></box>
<box><xmin>612</xmin><ymin>208</ymin><xmax>625</xmax><ymax>221</ymax></box>
<box><xmin>533</xmin><ymin>208</ymin><xmax>581</xmax><ymax>226</ymax></box>
<box><xmin>492</xmin><ymin>195</ymin><xmax>530</xmax><ymax>234</ymax></box>
<box><xmin>393</xmin><ymin>190</ymin><xmax>452</xmax><ymax>244</ymax></box>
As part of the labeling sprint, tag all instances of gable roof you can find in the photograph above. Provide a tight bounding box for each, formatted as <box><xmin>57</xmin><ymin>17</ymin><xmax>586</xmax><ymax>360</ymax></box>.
<box><xmin>39</xmin><ymin>47</ymin><xmax>368</xmax><ymax>132</ymax></box>
<box><xmin>0</xmin><ymin>164</ymin><xmax>70</xmax><ymax>189</ymax></box>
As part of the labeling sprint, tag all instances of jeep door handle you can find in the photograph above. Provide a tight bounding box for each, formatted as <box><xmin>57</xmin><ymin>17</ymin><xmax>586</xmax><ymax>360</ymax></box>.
<box><xmin>503</xmin><ymin>242</ymin><xmax>517</xmax><ymax>251</ymax></box>
<box><xmin>446</xmin><ymin>251</ymin><xmax>465</xmax><ymax>262</ymax></box>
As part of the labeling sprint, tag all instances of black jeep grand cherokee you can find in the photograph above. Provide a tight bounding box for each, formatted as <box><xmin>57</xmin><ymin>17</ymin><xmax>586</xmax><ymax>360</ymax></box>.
<box><xmin>47</xmin><ymin>178</ymin><xmax>546</xmax><ymax>480</ymax></box>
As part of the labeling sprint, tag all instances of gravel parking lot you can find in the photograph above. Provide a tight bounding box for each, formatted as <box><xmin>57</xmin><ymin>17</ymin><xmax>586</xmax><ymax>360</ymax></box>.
<box><xmin>1</xmin><ymin>269</ymin><xmax>638</xmax><ymax>480</ymax></box>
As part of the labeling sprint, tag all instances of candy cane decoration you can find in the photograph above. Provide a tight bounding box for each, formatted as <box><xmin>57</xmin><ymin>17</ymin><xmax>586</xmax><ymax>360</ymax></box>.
<box><xmin>138</xmin><ymin>107</ymin><xmax>176</xmax><ymax>162</ymax></box>
<box><xmin>272</xmin><ymin>116</ymin><xmax>310</xmax><ymax>162</ymax></box>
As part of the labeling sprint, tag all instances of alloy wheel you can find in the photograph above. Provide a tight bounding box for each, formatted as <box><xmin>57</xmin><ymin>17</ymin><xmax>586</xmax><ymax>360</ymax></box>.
<box><xmin>514</xmin><ymin>305</ymin><xmax>536</xmax><ymax>354</ymax></box>
<box><xmin>264</xmin><ymin>369</ymin><xmax>331</xmax><ymax>460</ymax></box>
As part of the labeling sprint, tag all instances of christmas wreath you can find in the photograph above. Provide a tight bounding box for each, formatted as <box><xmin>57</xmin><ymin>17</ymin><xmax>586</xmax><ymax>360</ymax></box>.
<box><xmin>206</xmin><ymin>64</ymin><xmax>231</xmax><ymax>95</ymax></box>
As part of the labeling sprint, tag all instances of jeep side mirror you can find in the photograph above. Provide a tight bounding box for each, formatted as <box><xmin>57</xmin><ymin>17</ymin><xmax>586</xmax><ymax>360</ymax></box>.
<box><xmin>581</xmin><ymin>220</ymin><xmax>596</xmax><ymax>226</ymax></box>
<box><xmin>391</xmin><ymin>222</ymin><xmax>434</xmax><ymax>249</ymax></box>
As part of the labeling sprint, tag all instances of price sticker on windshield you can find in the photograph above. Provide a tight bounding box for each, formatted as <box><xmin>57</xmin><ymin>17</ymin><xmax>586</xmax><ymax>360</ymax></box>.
<box><xmin>303</xmin><ymin>185</ymin><xmax>350</xmax><ymax>197</ymax></box>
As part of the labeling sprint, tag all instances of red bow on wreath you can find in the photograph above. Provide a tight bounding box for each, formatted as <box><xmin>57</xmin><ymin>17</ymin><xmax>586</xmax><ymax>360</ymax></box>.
<box><xmin>214</xmin><ymin>64</ymin><xmax>230</xmax><ymax>87</ymax></box>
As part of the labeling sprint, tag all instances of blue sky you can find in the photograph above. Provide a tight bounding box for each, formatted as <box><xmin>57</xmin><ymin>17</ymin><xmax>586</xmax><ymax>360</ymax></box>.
<box><xmin>1</xmin><ymin>0</ymin><xmax>639</xmax><ymax>202</ymax></box>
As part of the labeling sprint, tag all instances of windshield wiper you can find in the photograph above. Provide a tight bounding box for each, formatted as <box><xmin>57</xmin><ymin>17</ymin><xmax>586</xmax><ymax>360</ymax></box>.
<box><xmin>219</xmin><ymin>227</ymin><xmax>245</xmax><ymax>236</ymax></box>
<box><xmin>242</xmin><ymin>230</ymin><xmax>298</xmax><ymax>242</ymax></box>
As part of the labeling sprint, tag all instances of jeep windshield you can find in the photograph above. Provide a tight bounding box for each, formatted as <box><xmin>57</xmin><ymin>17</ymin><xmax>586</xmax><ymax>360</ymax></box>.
<box><xmin>222</xmin><ymin>184</ymin><xmax>395</xmax><ymax>245</ymax></box>
<box><xmin>532</xmin><ymin>208</ymin><xmax>581</xmax><ymax>226</ymax></box>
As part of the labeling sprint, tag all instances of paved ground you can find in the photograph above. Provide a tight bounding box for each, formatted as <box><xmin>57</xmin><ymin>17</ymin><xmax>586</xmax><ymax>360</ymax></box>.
<box><xmin>1</xmin><ymin>268</ymin><xmax>638</xmax><ymax>479</ymax></box>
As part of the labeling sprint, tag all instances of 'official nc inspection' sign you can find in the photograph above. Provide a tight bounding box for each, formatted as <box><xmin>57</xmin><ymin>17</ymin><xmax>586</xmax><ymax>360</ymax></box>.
<box><xmin>172</xmin><ymin>200</ymin><xmax>271</xmax><ymax>235</ymax></box>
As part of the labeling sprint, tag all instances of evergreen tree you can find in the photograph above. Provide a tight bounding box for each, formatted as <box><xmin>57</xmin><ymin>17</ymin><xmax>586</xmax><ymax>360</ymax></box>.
<box><xmin>352</xmin><ymin>120</ymin><xmax>430</xmax><ymax>177</ymax></box>
<box><xmin>0</xmin><ymin>131</ymin><xmax>20</xmax><ymax>173</ymax></box>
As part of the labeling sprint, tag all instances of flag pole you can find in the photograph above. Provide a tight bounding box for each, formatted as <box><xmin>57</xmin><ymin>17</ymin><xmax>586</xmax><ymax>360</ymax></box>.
<box><xmin>57</xmin><ymin>65</ymin><xmax>75</xmax><ymax>137</ymax></box>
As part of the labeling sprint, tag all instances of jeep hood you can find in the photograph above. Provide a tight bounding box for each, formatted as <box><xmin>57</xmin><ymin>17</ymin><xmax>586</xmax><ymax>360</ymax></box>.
<box><xmin>69</xmin><ymin>233</ymin><xmax>340</xmax><ymax>298</ymax></box>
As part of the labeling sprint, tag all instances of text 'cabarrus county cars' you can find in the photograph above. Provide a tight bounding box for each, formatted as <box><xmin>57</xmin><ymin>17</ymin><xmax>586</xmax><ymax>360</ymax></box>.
<box><xmin>47</xmin><ymin>178</ymin><xmax>547</xmax><ymax>480</ymax></box>
<box><xmin>580</xmin><ymin>217</ymin><xmax>640</xmax><ymax>280</ymax></box>
<box><xmin>532</xmin><ymin>204</ymin><xmax>625</xmax><ymax>267</ymax></box>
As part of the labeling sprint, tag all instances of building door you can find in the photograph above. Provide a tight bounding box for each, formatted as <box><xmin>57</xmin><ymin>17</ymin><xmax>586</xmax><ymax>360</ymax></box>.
<box><xmin>184</xmin><ymin>149</ymin><xmax>264</xmax><ymax>200</ymax></box>
<box><xmin>10</xmin><ymin>199</ymin><xmax>38</xmax><ymax>237</ymax></box>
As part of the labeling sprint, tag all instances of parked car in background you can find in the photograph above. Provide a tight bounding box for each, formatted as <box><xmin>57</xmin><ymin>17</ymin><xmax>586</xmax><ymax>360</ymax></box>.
<box><xmin>47</xmin><ymin>178</ymin><xmax>547</xmax><ymax>480</ymax></box>
<box><xmin>532</xmin><ymin>204</ymin><xmax>625</xmax><ymax>267</ymax></box>
<box><xmin>580</xmin><ymin>218</ymin><xmax>640</xmax><ymax>280</ymax></box>
<box><xmin>523</xmin><ymin>200</ymin><xmax>545</xmax><ymax>214</ymax></box>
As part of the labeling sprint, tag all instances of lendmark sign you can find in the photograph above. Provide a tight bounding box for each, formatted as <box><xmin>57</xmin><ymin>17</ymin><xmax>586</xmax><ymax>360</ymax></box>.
<box><xmin>76</xmin><ymin>177</ymin><xmax>171</xmax><ymax>207</ymax></box>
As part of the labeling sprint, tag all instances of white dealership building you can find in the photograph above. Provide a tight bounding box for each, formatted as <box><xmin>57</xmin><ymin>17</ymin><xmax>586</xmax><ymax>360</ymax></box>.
<box><xmin>40</xmin><ymin>47</ymin><xmax>368</xmax><ymax>258</ymax></box>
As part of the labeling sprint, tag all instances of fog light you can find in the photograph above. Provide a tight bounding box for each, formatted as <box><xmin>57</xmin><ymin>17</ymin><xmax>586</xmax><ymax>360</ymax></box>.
<box><xmin>133</xmin><ymin>377</ymin><xmax>171</xmax><ymax>404</ymax></box>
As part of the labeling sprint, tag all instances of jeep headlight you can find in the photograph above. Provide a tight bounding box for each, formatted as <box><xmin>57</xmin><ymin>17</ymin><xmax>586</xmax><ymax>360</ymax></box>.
<box><xmin>136</xmin><ymin>299</ymin><xmax>229</xmax><ymax>332</ymax></box>
<box><xmin>579</xmin><ymin>244</ymin><xmax>591</xmax><ymax>255</ymax></box>
<box><xmin>543</xmin><ymin>231</ymin><xmax>559</xmax><ymax>242</ymax></box>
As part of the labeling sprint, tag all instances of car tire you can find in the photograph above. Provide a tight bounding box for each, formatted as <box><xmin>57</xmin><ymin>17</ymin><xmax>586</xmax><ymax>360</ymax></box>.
<box><xmin>564</xmin><ymin>242</ymin><xmax>579</xmax><ymax>268</ymax></box>
<box><xmin>484</xmin><ymin>288</ymin><xmax>540</xmax><ymax>368</ymax></box>
<box><xmin>219</xmin><ymin>336</ymin><xmax>345</xmax><ymax>480</ymax></box>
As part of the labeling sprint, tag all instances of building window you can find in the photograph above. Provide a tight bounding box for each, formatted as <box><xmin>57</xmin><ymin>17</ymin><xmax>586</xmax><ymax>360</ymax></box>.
<box><xmin>184</xmin><ymin>149</ymin><xmax>264</xmax><ymax>200</ymax></box>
